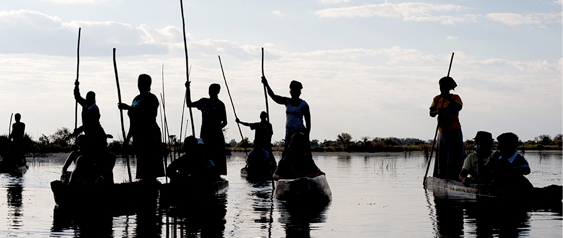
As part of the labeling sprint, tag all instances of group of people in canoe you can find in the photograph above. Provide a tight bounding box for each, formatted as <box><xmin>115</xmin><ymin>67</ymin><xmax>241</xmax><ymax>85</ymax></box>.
<box><xmin>430</xmin><ymin>76</ymin><xmax>532</xmax><ymax>194</ymax></box>
<box><xmin>60</xmin><ymin>72</ymin><xmax>325</xmax><ymax>186</ymax></box>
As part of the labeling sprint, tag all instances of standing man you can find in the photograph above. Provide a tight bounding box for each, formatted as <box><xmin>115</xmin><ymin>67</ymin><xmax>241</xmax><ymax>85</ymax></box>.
<box><xmin>237</xmin><ymin>111</ymin><xmax>276</xmax><ymax>172</ymax></box>
<box><xmin>185</xmin><ymin>82</ymin><xmax>228</xmax><ymax>175</ymax></box>
<box><xmin>74</xmin><ymin>81</ymin><xmax>107</xmax><ymax>149</ymax></box>
<box><xmin>9</xmin><ymin>113</ymin><xmax>26</xmax><ymax>166</ymax></box>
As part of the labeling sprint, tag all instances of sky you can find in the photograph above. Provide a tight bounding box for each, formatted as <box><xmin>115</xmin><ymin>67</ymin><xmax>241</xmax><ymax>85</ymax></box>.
<box><xmin>0</xmin><ymin>0</ymin><xmax>561</xmax><ymax>144</ymax></box>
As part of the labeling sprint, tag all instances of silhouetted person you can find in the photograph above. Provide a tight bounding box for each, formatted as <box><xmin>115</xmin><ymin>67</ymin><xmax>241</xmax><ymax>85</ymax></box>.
<box><xmin>118</xmin><ymin>74</ymin><xmax>164</xmax><ymax>181</ymax></box>
<box><xmin>459</xmin><ymin>131</ymin><xmax>494</xmax><ymax>185</ymax></box>
<box><xmin>429</xmin><ymin>76</ymin><xmax>464</xmax><ymax>180</ymax></box>
<box><xmin>167</xmin><ymin>136</ymin><xmax>218</xmax><ymax>184</ymax></box>
<box><xmin>485</xmin><ymin>132</ymin><xmax>533</xmax><ymax>194</ymax></box>
<box><xmin>63</xmin><ymin>135</ymin><xmax>116</xmax><ymax>185</ymax></box>
<box><xmin>261</xmin><ymin>77</ymin><xmax>311</xmax><ymax>156</ymax></box>
<box><xmin>74</xmin><ymin>81</ymin><xmax>107</xmax><ymax>149</ymax></box>
<box><xmin>185</xmin><ymin>82</ymin><xmax>228</xmax><ymax>175</ymax></box>
<box><xmin>273</xmin><ymin>132</ymin><xmax>324</xmax><ymax>180</ymax></box>
<box><xmin>8</xmin><ymin>113</ymin><xmax>26</xmax><ymax>166</ymax></box>
<box><xmin>236</xmin><ymin>111</ymin><xmax>276</xmax><ymax>173</ymax></box>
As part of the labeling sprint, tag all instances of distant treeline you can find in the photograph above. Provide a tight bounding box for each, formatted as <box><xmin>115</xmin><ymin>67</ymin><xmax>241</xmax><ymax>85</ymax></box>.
<box><xmin>1</xmin><ymin>128</ymin><xmax>561</xmax><ymax>156</ymax></box>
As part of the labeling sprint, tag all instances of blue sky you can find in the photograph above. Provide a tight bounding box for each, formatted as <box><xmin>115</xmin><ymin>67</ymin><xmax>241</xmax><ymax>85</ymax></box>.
<box><xmin>0</xmin><ymin>0</ymin><xmax>561</xmax><ymax>143</ymax></box>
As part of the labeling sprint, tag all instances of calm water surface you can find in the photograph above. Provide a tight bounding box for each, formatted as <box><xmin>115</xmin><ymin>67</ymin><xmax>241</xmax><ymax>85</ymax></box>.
<box><xmin>0</xmin><ymin>151</ymin><xmax>561</xmax><ymax>237</ymax></box>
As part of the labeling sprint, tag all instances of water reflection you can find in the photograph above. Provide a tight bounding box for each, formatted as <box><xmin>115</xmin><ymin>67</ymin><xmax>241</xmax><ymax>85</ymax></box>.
<box><xmin>6</xmin><ymin>174</ymin><xmax>24</xmax><ymax>231</ymax></box>
<box><xmin>278</xmin><ymin>202</ymin><xmax>329</xmax><ymax>238</ymax></box>
<box><xmin>427</xmin><ymin>188</ymin><xmax>563</xmax><ymax>237</ymax></box>
<box><xmin>162</xmin><ymin>194</ymin><xmax>227</xmax><ymax>237</ymax></box>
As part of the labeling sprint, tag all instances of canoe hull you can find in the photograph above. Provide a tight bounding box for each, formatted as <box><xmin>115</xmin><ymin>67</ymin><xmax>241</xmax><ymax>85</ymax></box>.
<box><xmin>274</xmin><ymin>175</ymin><xmax>331</xmax><ymax>205</ymax></box>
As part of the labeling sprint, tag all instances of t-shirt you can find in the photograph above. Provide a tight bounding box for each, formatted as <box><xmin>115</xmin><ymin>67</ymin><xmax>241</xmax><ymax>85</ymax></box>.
<box><xmin>193</xmin><ymin>98</ymin><xmax>227</xmax><ymax>139</ymax></box>
<box><xmin>249</xmin><ymin>121</ymin><xmax>273</xmax><ymax>147</ymax></box>
<box><xmin>462</xmin><ymin>152</ymin><xmax>491</xmax><ymax>177</ymax></box>
<box><xmin>285</xmin><ymin>99</ymin><xmax>308</xmax><ymax>132</ymax></box>
<box><xmin>430</xmin><ymin>94</ymin><xmax>462</xmax><ymax>132</ymax></box>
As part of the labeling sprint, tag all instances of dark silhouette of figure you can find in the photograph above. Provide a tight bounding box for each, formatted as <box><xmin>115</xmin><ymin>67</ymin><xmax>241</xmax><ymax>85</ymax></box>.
<box><xmin>73</xmin><ymin>81</ymin><xmax>107</xmax><ymax>149</ymax></box>
<box><xmin>429</xmin><ymin>76</ymin><xmax>464</xmax><ymax>180</ymax></box>
<box><xmin>261</xmin><ymin>77</ymin><xmax>311</xmax><ymax>156</ymax></box>
<box><xmin>185</xmin><ymin>82</ymin><xmax>228</xmax><ymax>175</ymax></box>
<box><xmin>118</xmin><ymin>74</ymin><xmax>164</xmax><ymax>180</ymax></box>
<box><xmin>61</xmin><ymin>134</ymin><xmax>116</xmax><ymax>185</ymax></box>
<box><xmin>167</xmin><ymin>136</ymin><xmax>219</xmax><ymax>184</ymax></box>
<box><xmin>273</xmin><ymin>132</ymin><xmax>324</xmax><ymax>180</ymax></box>
<box><xmin>485</xmin><ymin>132</ymin><xmax>533</xmax><ymax>194</ymax></box>
<box><xmin>7</xmin><ymin>113</ymin><xmax>26</xmax><ymax>166</ymax></box>
<box><xmin>459</xmin><ymin>131</ymin><xmax>493</xmax><ymax>185</ymax></box>
<box><xmin>236</xmin><ymin>111</ymin><xmax>276</xmax><ymax>174</ymax></box>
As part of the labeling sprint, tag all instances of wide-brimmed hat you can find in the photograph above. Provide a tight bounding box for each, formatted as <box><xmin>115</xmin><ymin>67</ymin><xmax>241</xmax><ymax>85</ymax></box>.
<box><xmin>474</xmin><ymin>131</ymin><xmax>493</xmax><ymax>142</ymax></box>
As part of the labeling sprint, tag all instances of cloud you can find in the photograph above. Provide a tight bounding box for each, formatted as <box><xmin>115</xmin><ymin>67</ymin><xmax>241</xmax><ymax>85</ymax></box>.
<box><xmin>314</xmin><ymin>3</ymin><xmax>479</xmax><ymax>25</ymax></box>
<box><xmin>486</xmin><ymin>12</ymin><xmax>562</xmax><ymax>27</ymax></box>
<box><xmin>317</xmin><ymin>0</ymin><xmax>351</xmax><ymax>4</ymax></box>
<box><xmin>556</xmin><ymin>0</ymin><xmax>563</xmax><ymax>5</ymax></box>
<box><xmin>447</xmin><ymin>36</ymin><xmax>458</xmax><ymax>40</ymax></box>
<box><xmin>37</xmin><ymin>0</ymin><xmax>114</xmax><ymax>4</ymax></box>
<box><xmin>272</xmin><ymin>10</ymin><xmax>284</xmax><ymax>17</ymax></box>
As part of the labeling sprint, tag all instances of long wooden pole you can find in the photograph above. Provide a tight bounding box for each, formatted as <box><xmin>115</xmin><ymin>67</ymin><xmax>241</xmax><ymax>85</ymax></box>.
<box><xmin>74</xmin><ymin>28</ymin><xmax>81</xmax><ymax>131</ymax></box>
<box><xmin>179</xmin><ymin>0</ymin><xmax>195</xmax><ymax>137</ymax></box>
<box><xmin>8</xmin><ymin>113</ymin><xmax>13</xmax><ymax>137</ymax></box>
<box><xmin>262</xmin><ymin>48</ymin><xmax>269</xmax><ymax>122</ymax></box>
<box><xmin>113</xmin><ymin>48</ymin><xmax>133</xmax><ymax>182</ymax></box>
<box><xmin>423</xmin><ymin>52</ymin><xmax>454</xmax><ymax>185</ymax></box>
<box><xmin>218</xmin><ymin>55</ymin><xmax>246</xmax><ymax>148</ymax></box>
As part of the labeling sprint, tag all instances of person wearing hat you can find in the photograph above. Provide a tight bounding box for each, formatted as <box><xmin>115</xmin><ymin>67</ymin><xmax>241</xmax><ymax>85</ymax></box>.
<box><xmin>429</xmin><ymin>76</ymin><xmax>464</xmax><ymax>180</ymax></box>
<box><xmin>459</xmin><ymin>131</ymin><xmax>493</xmax><ymax>185</ymax></box>
<box><xmin>485</xmin><ymin>132</ymin><xmax>533</xmax><ymax>192</ymax></box>
<box><xmin>261</xmin><ymin>76</ymin><xmax>311</xmax><ymax>156</ymax></box>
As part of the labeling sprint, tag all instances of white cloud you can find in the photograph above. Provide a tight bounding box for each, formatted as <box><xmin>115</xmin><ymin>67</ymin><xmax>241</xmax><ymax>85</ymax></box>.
<box><xmin>38</xmin><ymin>0</ymin><xmax>114</xmax><ymax>4</ymax></box>
<box><xmin>447</xmin><ymin>36</ymin><xmax>458</xmax><ymax>40</ymax></box>
<box><xmin>556</xmin><ymin>0</ymin><xmax>562</xmax><ymax>5</ymax></box>
<box><xmin>317</xmin><ymin>0</ymin><xmax>351</xmax><ymax>4</ymax></box>
<box><xmin>272</xmin><ymin>10</ymin><xmax>284</xmax><ymax>17</ymax></box>
<box><xmin>314</xmin><ymin>3</ymin><xmax>479</xmax><ymax>25</ymax></box>
<box><xmin>486</xmin><ymin>12</ymin><xmax>562</xmax><ymax>27</ymax></box>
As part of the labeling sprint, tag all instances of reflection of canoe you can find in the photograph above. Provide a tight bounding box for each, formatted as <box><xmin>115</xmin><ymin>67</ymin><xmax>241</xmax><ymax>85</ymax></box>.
<box><xmin>240</xmin><ymin>166</ymin><xmax>274</xmax><ymax>181</ymax></box>
<box><xmin>274</xmin><ymin>174</ymin><xmax>331</xmax><ymax>204</ymax></box>
<box><xmin>159</xmin><ymin>178</ymin><xmax>229</xmax><ymax>206</ymax></box>
<box><xmin>0</xmin><ymin>161</ymin><xmax>28</xmax><ymax>174</ymax></box>
<box><xmin>424</xmin><ymin>177</ymin><xmax>562</xmax><ymax>204</ymax></box>
<box><xmin>50</xmin><ymin>180</ymin><xmax>159</xmax><ymax>211</ymax></box>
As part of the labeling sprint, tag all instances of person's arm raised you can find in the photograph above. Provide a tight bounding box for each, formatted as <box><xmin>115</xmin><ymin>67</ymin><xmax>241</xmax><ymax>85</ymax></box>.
<box><xmin>262</xmin><ymin>76</ymin><xmax>286</xmax><ymax>105</ymax></box>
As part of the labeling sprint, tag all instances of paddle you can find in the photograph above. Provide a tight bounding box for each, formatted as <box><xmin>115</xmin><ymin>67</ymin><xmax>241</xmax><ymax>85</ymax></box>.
<box><xmin>423</xmin><ymin>52</ymin><xmax>454</xmax><ymax>185</ymax></box>
<box><xmin>113</xmin><ymin>48</ymin><xmax>133</xmax><ymax>182</ymax></box>
<box><xmin>179</xmin><ymin>0</ymin><xmax>195</xmax><ymax>137</ymax></box>
<box><xmin>218</xmin><ymin>55</ymin><xmax>247</xmax><ymax>156</ymax></box>
<box><xmin>74</xmin><ymin>28</ymin><xmax>81</xmax><ymax>131</ymax></box>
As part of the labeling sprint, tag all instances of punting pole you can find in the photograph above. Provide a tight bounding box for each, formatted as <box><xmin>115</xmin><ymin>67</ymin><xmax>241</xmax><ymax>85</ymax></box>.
<box><xmin>113</xmin><ymin>48</ymin><xmax>133</xmax><ymax>182</ymax></box>
<box><xmin>179</xmin><ymin>0</ymin><xmax>195</xmax><ymax>137</ymax></box>
<box><xmin>218</xmin><ymin>55</ymin><xmax>246</xmax><ymax>155</ymax></box>
<box><xmin>75</xmin><ymin>28</ymin><xmax>81</xmax><ymax>131</ymax></box>
<box><xmin>262</xmin><ymin>48</ymin><xmax>270</xmax><ymax>122</ymax></box>
<box><xmin>8</xmin><ymin>113</ymin><xmax>13</xmax><ymax>137</ymax></box>
<box><xmin>423</xmin><ymin>52</ymin><xmax>454</xmax><ymax>185</ymax></box>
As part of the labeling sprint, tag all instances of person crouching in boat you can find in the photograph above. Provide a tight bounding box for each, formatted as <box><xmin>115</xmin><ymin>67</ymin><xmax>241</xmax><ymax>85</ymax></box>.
<box><xmin>62</xmin><ymin>135</ymin><xmax>116</xmax><ymax>185</ymax></box>
<box><xmin>167</xmin><ymin>136</ymin><xmax>219</xmax><ymax>184</ymax></box>
<box><xmin>429</xmin><ymin>76</ymin><xmax>464</xmax><ymax>180</ymax></box>
<box><xmin>485</xmin><ymin>132</ymin><xmax>533</xmax><ymax>194</ymax></box>
<box><xmin>236</xmin><ymin>111</ymin><xmax>276</xmax><ymax>174</ymax></box>
<box><xmin>459</xmin><ymin>131</ymin><xmax>494</xmax><ymax>185</ymax></box>
<box><xmin>245</xmin><ymin>140</ymin><xmax>272</xmax><ymax>178</ymax></box>
<box><xmin>273</xmin><ymin>132</ymin><xmax>324</xmax><ymax>180</ymax></box>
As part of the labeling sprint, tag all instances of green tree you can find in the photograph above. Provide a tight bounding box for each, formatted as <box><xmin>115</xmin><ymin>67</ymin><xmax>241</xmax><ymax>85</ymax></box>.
<box><xmin>337</xmin><ymin>133</ymin><xmax>352</xmax><ymax>147</ymax></box>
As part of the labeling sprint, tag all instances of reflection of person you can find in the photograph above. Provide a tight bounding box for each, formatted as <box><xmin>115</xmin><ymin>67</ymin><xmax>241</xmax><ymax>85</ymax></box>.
<box><xmin>185</xmin><ymin>82</ymin><xmax>228</xmax><ymax>175</ymax></box>
<box><xmin>485</xmin><ymin>132</ymin><xmax>533</xmax><ymax>192</ymax></box>
<box><xmin>237</xmin><ymin>111</ymin><xmax>276</xmax><ymax>172</ymax></box>
<box><xmin>273</xmin><ymin>132</ymin><xmax>324</xmax><ymax>180</ymax></box>
<box><xmin>459</xmin><ymin>131</ymin><xmax>493</xmax><ymax>185</ymax></box>
<box><xmin>118</xmin><ymin>74</ymin><xmax>164</xmax><ymax>180</ymax></box>
<box><xmin>8</xmin><ymin>113</ymin><xmax>26</xmax><ymax>166</ymax></box>
<box><xmin>429</xmin><ymin>76</ymin><xmax>464</xmax><ymax>180</ymax></box>
<box><xmin>261</xmin><ymin>77</ymin><xmax>311</xmax><ymax>156</ymax></box>
<box><xmin>167</xmin><ymin>136</ymin><xmax>218</xmax><ymax>183</ymax></box>
<box><xmin>73</xmin><ymin>81</ymin><xmax>107</xmax><ymax>148</ymax></box>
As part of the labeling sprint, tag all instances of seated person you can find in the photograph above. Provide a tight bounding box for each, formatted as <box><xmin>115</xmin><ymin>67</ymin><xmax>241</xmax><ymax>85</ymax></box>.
<box><xmin>459</xmin><ymin>131</ymin><xmax>493</xmax><ymax>185</ymax></box>
<box><xmin>62</xmin><ymin>135</ymin><xmax>115</xmax><ymax>185</ymax></box>
<box><xmin>245</xmin><ymin>143</ymin><xmax>271</xmax><ymax>178</ymax></box>
<box><xmin>167</xmin><ymin>136</ymin><xmax>219</xmax><ymax>183</ymax></box>
<box><xmin>485</xmin><ymin>132</ymin><xmax>533</xmax><ymax>193</ymax></box>
<box><xmin>273</xmin><ymin>132</ymin><xmax>324</xmax><ymax>180</ymax></box>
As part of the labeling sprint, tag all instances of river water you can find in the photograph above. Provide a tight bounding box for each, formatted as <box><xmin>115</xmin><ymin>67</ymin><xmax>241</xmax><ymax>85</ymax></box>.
<box><xmin>0</xmin><ymin>151</ymin><xmax>561</xmax><ymax>237</ymax></box>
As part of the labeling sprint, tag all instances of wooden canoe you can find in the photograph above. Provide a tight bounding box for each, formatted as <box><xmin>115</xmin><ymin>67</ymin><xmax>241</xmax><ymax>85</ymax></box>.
<box><xmin>0</xmin><ymin>161</ymin><xmax>28</xmax><ymax>174</ymax></box>
<box><xmin>159</xmin><ymin>178</ymin><xmax>229</xmax><ymax>206</ymax></box>
<box><xmin>424</xmin><ymin>176</ymin><xmax>562</xmax><ymax>204</ymax></box>
<box><xmin>274</xmin><ymin>174</ymin><xmax>331</xmax><ymax>205</ymax></box>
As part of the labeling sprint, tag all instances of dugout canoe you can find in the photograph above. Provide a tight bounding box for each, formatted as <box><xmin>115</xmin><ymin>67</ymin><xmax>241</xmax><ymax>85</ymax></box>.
<box><xmin>0</xmin><ymin>162</ymin><xmax>28</xmax><ymax>174</ymax></box>
<box><xmin>424</xmin><ymin>176</ymin><xmax>562</xmax><ymax>204</ymax></box>
<box><xmin>159</xmin><ymin>178</ymin><xmax>229</xmax><ymax>206</ymax></box>
<box><xmin>274</xmin><ymin>174</ymin><xmax>331</xmax><ymax>205</ymax></box>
